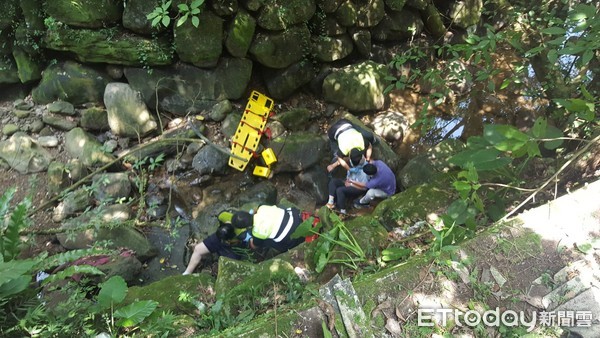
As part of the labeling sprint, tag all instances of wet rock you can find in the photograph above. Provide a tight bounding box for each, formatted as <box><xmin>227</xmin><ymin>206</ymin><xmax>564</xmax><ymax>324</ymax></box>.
<box><xmin>30</xmin><ymin>119</ymin><xmax>44</xmax><ymax>133</ymax></box>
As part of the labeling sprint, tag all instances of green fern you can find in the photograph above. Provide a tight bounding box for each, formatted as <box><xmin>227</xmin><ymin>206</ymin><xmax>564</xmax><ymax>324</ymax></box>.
<box><xmin>2</xmin><ymin>200</ymin><xmax>31</xmax><ymax>262</ymax></box>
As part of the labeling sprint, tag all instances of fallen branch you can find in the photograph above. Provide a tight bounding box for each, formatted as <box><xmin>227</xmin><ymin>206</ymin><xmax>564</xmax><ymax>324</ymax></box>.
<box><xmin>500</xmin><ymin>134</ymin><xmax>600</xmax><ymax>222</ymax></box>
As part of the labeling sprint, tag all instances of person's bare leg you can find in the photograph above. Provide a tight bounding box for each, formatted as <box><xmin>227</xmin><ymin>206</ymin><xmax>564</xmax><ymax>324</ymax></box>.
<box><xmin>183</xmin><ymin>242</ymin><xmax>210</xmax><ymax>275</ymax></box>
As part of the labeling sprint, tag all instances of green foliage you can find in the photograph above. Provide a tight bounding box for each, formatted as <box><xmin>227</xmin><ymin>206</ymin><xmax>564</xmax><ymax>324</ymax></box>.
<box><xmin>304</xmin><ymin>213</ymin><xmax>367</xmax><ymax>273</ymax></box>
<box><xmin>0</xmin><ymin>188</ymin><xmax>31</xmax><ymax>262</ymax></box>
<box><xmin>148</xmin><ymin>0</ymin><xmax>205</xmax><ymax>28</ymax></box>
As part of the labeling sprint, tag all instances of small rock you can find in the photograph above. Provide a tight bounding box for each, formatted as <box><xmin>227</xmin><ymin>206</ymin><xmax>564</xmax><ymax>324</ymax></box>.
<box><xmin>30</xmin><ymin>119</ymin><xmax>45</xmax><ymax>133</ymax></box>
<box><xmin>14</xmin><ymin>109</ymin><xmax>31</xmax><ymax>118</ymax></box>
<box><xmin>47</xmin><ymin>101</ymin><xmax>76</xmax><ymax>116</ymax></box>
<box><xmin>37</xmin><ymin>136</ymin><xmax>59</xmax><ymax>148</ymax></box>
<box><xmin>2</xmin><ymin>124</ymin><xmax>20</xmax><ymax>136</ymax></box>
<box><xmin>14</xmin><ymin>99</ymin><xmax>33</xmax><ymax>110</ymax></box>
<box><xmin>42</xmin><ymin>113</ymin><xmax>78</xmax><ymax>131</ymax></box>
<box><xmin>103</xmin><ymin>139</ymin><xmax>118</xmax><ymax>153</ymax></box>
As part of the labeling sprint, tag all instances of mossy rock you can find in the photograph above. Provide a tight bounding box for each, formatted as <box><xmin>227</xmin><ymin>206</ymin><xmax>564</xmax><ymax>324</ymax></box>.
<box><xmin>215</xmin><ymin>257</ymin><xmax>300</xmax><ymax>312</ymax></box>
<box><xmin>44</xmin><ymin>27</ymin><xmax>173</xmax><ymax>66</ymax></box>
<box><xmin>372</xmin><ymin>177</ymin><xmax>455</xmax><ymax>230</ymax></box>
<box><xmin>44</xmin><ymin>0</ymin><xmax>123</xmax><ymax>28</ymax></box>
<box><xmin>31</xmin><ymin>61</ymin><xmax>111</xmax><ymax>105</ymax></box>
<box><xmin>124</xmin><ymin>273</ymin><xmax>216</xmax><ymax>314</ymax></box>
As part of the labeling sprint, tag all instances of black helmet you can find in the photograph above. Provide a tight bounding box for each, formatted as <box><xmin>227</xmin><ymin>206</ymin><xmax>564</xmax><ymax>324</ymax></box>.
<box><xmin>216</xmin><ymin>223</ymin><xmax>235</xmax><ymax>241</ymax></box>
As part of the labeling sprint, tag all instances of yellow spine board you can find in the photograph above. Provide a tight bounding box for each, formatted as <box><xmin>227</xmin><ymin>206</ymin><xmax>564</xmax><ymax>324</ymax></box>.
<box><xmin>229</xmin><ymin>91</ymin><xmax>275</xmax><ymax>171</ymax></box>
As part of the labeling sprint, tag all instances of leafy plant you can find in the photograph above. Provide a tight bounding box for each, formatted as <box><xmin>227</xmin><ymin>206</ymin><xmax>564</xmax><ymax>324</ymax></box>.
<box><xmin>293</xmin><ymin>213</ymin><xmax>367</xmax><ymax>273</ymax></box>
<box><xmin>148</xmin><ymin>0</ymin><xmax>205</xmax><ymax>28</ymax></box>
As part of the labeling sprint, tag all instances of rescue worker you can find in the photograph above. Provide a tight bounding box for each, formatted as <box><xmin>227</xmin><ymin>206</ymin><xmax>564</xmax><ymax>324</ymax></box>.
<box><xmin>326</xmin><ymin>118</ymin><xmax>377</xmax><ymax>172</ymax></box>
<box><xmin>231</xmin><ymin>205</ymin><xmax>318</xmax><ymax>253</ymax></box>
<box><xmin>352</xmin><ymin>160</ymin><xmax>396</xmax><ymax>209</ymax></box>
<box><xmin>182</xmin><ymin>210</ymin><xmax>251</xmax><ymax>275</ymax></box>
<box><xmin>326</xmin><ymin>151</ymin><xmax>369</xmax><ymax>215</ymax></box>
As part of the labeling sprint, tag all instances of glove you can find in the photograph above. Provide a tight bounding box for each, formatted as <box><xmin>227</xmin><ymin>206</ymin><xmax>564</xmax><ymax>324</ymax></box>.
<box><xmin>242</xmin><ymin>232</ymin><xmax>252</xmax><ymax>243</ymax></box>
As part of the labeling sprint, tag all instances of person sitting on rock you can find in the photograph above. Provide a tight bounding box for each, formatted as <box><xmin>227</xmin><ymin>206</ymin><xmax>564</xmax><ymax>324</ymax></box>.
<box><xmin>353</xmin><ymin>160</ymin><xmax>396</xmax><ymax>209</ymax></box>
<box><xmin>182</xmin><ymin>210</ymin><xmax>251</xmax><ymax>275</ymax></box>
<box><xmin>231</xmin><ymin>205</ymin><xmax>318</xmax><ymax>254</ymax></box>
<box><xmin>326</xmin><ymin>151</ymin><xmax>369</xmax><ymax>215</ymax></box>
<box><xmin>326</xmin><ymin>118</ymin><xmax>377</xmax><ymax>173</ymax></box>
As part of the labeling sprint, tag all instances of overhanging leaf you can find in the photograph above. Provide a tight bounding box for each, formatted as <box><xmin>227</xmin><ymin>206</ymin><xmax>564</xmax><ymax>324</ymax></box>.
<box><xmin>98</xmin><ymin>275</ymin><xmax>127</xmax><ymax>310</ymax></box>
<box><xmin>543</xmin><ymin>125</ymin><xmax>564</xmax><ymax>150</ymax></box>
<box><xmin>483</xmin><ymin>124</ymin><xmax>530</xmax><ymax>152</ymax></box>
<box><xmin>0</xmin><ymin>275</ymin><xmax>31</xmax><ymax>299</ymax></box>
<box><xmin>114</xmin><ymin>300</ymin><xmax>158</xmax><ymax>327</ymax></box>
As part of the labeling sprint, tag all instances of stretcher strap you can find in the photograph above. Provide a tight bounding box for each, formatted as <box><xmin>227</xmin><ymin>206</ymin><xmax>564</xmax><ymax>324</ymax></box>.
<box><xmin>231</xmin><ymin>141</ymin><xmax>260</xmax><ymax>158</ymax></box>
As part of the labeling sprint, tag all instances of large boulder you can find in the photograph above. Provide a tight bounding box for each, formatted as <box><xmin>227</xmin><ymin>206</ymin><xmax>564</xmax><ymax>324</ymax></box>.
<box><xmin>31</xmin><ymin>61</ymin><xmax>111</xmax><ymax>105</ymax></box>
<box><xmin>356</xmin><ymin>0</ymin><xmax>386</xmax><ymax>27</ymax></box>
<box><xmin>225</xmin><ymin>9</ymin><xmax>257</xmax><ymax>58</ymax></box>
<box><xmin>0</xmin><ymin>132</ymin><xmax>53</xmax><ymax>174</ymax></box>
<box><xmin>0</xmin><ymin>0</ymin><xmax>18</xmax><ymax>31</ymax></box>
<box><xmin>174</xmin><ymin>10</ymin><xmax>223</xmax><ymax>68</ymax></box>
<box><xmin>371</xmin><ymin>9</ymin><xmax>424</xmax><ymax>42</ymax></box>
<box><xmin>215</xmin><ymin>257</ymin><xmax>300</xmax><ymax>312</ymax></box>
<box><xmin>448</xmin><ymin>0</ymin><xmax>483</xmax><ymax>29</ymax></box>
<box><xmin>270</xmin><ymin>132</ymin><xmax>329</xmax><ymax>173</ymax></box>
<box><xmin>44</xmin><ymin>27</ymin><xmax>173</xmax><ymax>66</ymax></box>
<box><xmin>263</xmin><ymin>61</ymin><xmax>316</xmax><ymax>100</ymax></box>
<box><xmin>12</xmin><ymin>48</ymin><xmax>43</xmax><ymax>83</ymax></box>
<box><xmin>372</xmin><ymin>178</ymin><xmax>455</xmax><ymax>231</ymax></box>
<box><xmin>0</xmin><ymin>56</ymin><xmax>20</xmax><ymax>84</ymax></box>
<box><xmin>311</xmin><ymin>34</ymin><xmax>354</xmax><ymax>62</ymax></box>
<box><xmin>191</xmin><ymin>145</ymin><xmax>230</xmax><ymax>176</ymax></box>
<box><xmin>124</xmin><ymin>59</ymin><xmax>252</xmax><ymax>115</ymax></box>
<box><xmin>249</xmin><ymin>25</ymin><xmax>311</xmax><ymax>69</ymax></box>
<box><xmin>322</xmin><ymin>61</ymin><xmax>389</xmax><ymax>112</ymax></box>
<box><xmin>257</xmin><ymin>0</ymin><xmax>316</xmax><ymax>30</ymax></box>
<box><xmin>103</xmin><ymin>82</ymin><xmax>158</xmax><ymax>138</ymax></box>
<box><xmin>122</xmin><ymin>0</ymin><xmax>166</xmax><ymax>35</ymax></box>
<box><xmin>44</xmin><ymin>0</ymin><xmax>123</xmax><ymax>28</ymax></box>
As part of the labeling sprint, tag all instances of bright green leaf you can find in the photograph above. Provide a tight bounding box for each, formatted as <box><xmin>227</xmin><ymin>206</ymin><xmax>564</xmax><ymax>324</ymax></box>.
<box><xmin>192</xmin><ymin>16</ymin><xmax>200</xmax><ymax>27</ymax></box>
<box><xmin>98</xmin><ymin>276</ymin><xmax>127</xmax><ymax>310</ymax></box>
<box><xmin>115</xmin><ymin>300</ymin><xmax>158</xmax><ymax>327</ymax></box>
<box><xmin>161</xmin><ymin>15</ymin><xmax>170</xmax><ymax>27</ymax></box>
<box><xmin>0</xmin><ymin>275</ymin><xmax>31</xmax><ymax>298</ymax></box>
<box><xmin>483</xmin><ymin>124</ymin><xmax>529</xmax><ymax>152</ymax></box>
<box><xmin>531</xmin><ymin>117</ymin><xmax>547</xmax><ymax>138</ymax></box>
<box><xmin>541</xmin><ymin>27</ymin><xmax>566</xmax><ymax>35</ymax></box>
<box><xmin>178</xmin><ymin>4</ymin><xmax>189</xmax><ymax>11</ymax></box>
<box><xmin>177</xmin><ymin>15</ymin><xmax>188</xmax><ymax>27</ymax></box>
<box><xmin>543</xmin><ymin>125</ymin><xmax>564</xmax><ymax>150</ymax></box>
<box><xmin>526</xmin><ymin>141</ymin><xmax>542</xmax><ymax>158</ymax></box>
